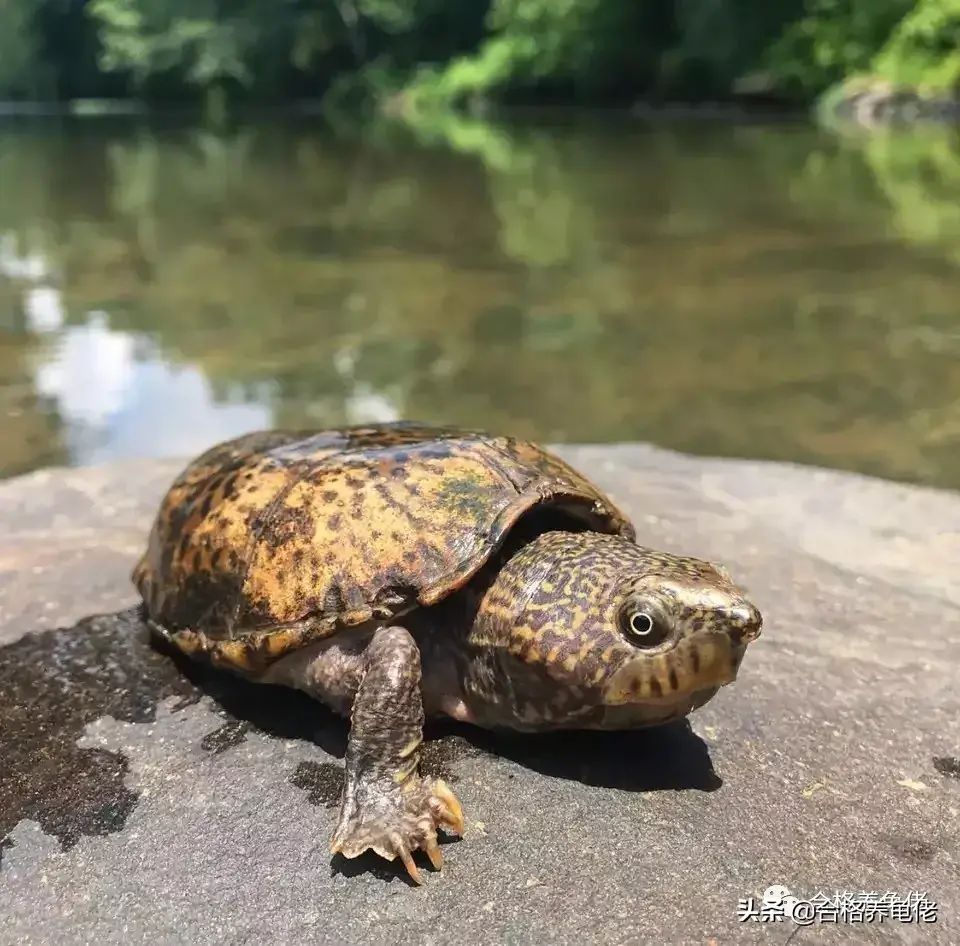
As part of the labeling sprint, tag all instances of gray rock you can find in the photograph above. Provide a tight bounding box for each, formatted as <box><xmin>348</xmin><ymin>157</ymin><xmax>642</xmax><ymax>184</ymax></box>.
<box><xmin>1</xmin><ymin>444</ymin><xmax>958</xmax><ymax>945</ymax></box>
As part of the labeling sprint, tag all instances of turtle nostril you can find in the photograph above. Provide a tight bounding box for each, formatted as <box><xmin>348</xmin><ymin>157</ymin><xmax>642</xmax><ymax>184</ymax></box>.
<box><xmin>730</xmin><ymin>602</ymin><xmax>763</xmax><ymax>645</ymax></box>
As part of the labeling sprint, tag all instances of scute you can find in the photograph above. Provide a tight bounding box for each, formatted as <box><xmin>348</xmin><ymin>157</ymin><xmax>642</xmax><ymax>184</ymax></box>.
<box><xmin>134</xmin><ymin>423</ymin><xmax>635</xmax><ymax>672</ymax></box>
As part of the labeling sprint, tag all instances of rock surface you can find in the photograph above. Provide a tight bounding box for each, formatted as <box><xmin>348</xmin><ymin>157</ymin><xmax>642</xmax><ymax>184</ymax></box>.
<box><xmin>0</xmin><ymin>444</ymin><xmax>958</xmax><ymax>945</ymax></box>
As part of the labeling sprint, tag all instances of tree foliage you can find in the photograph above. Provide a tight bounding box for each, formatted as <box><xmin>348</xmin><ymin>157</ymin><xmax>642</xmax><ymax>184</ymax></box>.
<box><xmin>0</xmin><ymin>0</ymin><xmax>955</xmax><ymax>109</ymax></box>
<box><xmin>765</xmin><ymin>0</ymin><xmax>960</xmax><ymax>96</ymax></box>
<box><xmin>0</xmin><ymin>0</ymin><xmax>48</xmax><ymax>97</ymax></box>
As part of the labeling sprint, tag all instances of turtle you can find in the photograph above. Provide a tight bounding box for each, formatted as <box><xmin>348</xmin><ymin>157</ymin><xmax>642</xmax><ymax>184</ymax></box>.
<box><xmin>133</xmin><ymin>421</ymin><xmax>763</xmax><ymax>883</ymax></box>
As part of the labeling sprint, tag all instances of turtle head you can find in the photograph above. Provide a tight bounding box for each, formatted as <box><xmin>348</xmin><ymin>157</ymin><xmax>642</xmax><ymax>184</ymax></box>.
<box><xmin>464</xmin><ymin>529</ymin><xmax>762</xmax><ymax>730</ymax></box>
<box><xmin>593</xmin><ymin>549</ymin><xmax>763</xmax><ymax>723</ymax></box>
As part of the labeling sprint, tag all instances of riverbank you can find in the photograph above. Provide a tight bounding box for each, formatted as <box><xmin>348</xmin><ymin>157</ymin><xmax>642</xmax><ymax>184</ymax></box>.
<box><xmin>1</xmin><ymin>84</ymin><xmax>957</xmax><ymax>133</ymax></box>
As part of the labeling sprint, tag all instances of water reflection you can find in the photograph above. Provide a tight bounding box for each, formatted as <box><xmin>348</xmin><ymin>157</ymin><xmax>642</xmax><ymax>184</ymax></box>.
<box><xmin>2</xmin><ymin>241</ymin><xmax>272</xmax><ymax>467</ymax></box>
<box><xmin>34</xmin><ymin>312</ymin><xmax>273</xmax><ymax>464</ymax></box>
<box><xmin>0</xmin><ymin>117</ymin><xmax>959</xmax><ymax>489</ymax></box>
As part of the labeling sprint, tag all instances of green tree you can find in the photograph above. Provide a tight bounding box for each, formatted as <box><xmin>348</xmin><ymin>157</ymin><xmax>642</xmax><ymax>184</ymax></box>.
<box><xmin>0</xmin><ymin>0</ymin><xmax>957</xmax><ymax>114</ymax></box>
<box><xmin>765</xmin><ymin>0</ymin><xmax>960</xmax><ymax>97</ymax></box>
<box><xmin>0</xmin><ymin>0</ymin><xmax>48</xmax><ymax>98</ymax></box>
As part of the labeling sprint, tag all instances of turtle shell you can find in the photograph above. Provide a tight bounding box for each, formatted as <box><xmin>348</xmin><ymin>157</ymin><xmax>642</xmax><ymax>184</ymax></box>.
<box><xmin>133</xmin><ymin>423</ymin><xmax>636</xmax><ymax>673</ymax></box>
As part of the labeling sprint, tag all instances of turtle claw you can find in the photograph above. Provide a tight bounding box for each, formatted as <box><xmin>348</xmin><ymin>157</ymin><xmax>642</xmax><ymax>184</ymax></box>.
<box><xmin>430</xmin><ymin>778</ymin><xmax>465</xmax><ymax>835</ymax></box>
<box><xmin>330</xmin><ymin>777</ymin><xmax>464</xmax><ymax>883</ymax></box>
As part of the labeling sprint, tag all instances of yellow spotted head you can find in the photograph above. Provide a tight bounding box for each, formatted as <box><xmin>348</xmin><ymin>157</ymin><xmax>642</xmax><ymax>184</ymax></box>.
<box><xmin>463</xmin><ymin>530</ymin><xmax>763</xmax><ymax>730</ymax></box>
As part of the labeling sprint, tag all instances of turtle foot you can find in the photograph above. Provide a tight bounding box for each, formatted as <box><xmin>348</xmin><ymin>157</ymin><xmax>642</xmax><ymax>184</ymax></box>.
<box><xmin>330</xmin><ymin>777</ymin><xmax>464</xmax><ymax>883</ymax></box>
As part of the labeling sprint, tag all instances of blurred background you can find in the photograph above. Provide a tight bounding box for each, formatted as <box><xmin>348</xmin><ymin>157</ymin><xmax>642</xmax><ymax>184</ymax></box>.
<box><xmin>0</xmin><ymin>0</ymin><xmax>958</xmax><ymax>489</ymax></box>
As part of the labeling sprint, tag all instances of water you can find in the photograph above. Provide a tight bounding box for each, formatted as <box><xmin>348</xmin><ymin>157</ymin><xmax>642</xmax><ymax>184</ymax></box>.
<box><xmin>1</xmin><ymin>114</ymin><xmax>959</xmax><ymax>489</ymax></box>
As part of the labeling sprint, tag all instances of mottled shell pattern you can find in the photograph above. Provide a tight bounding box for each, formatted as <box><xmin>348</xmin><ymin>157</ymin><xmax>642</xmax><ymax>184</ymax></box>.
<box><xmin>133</xmin><ymin>423</ymin><xmax>636</xmax><ymax>673</ymax></box>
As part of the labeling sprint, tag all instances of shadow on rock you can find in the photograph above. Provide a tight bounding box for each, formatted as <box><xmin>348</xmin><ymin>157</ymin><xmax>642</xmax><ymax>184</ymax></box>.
<box><xmin>431</xmin><ymin>718</ymin><xmax>723</xmax><ymax>795</ymax></box>
<box><xmin>160</xmin><ymin>639</ymin><xmax>350</xmax><ymax>759</ymax></box>
<box><xmin>162</xmin><ymin>629</ymin><xmax>721</xmax><ymax>796</ymax></box>
<box><xmin>1</xmin><ymin>604</ymin><xmax>719</xmax><ymax>879</ymax></box>
<box><xmin>322</xmin><ymin>720</ymin><xmax>721</xmax><ymax>886</ymax></box>
<box><xmin>175</xmin><ymin>643</ymin><xmax>722</xmax><ymax>796</ymax></box>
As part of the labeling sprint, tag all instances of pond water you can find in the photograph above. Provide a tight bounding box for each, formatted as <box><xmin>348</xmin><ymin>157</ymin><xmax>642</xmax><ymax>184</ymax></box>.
<box><xmin>1</xmin><ymin>113</ymin><xmax>958</xmax><ymax>489</ymax></box>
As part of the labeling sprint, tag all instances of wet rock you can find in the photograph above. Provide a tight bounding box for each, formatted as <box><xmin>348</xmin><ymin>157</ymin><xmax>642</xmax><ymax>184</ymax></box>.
<box><xmin>0</xmin><ymin>444</ymin><xmax>958</xmax><ymax>945</ymax></box>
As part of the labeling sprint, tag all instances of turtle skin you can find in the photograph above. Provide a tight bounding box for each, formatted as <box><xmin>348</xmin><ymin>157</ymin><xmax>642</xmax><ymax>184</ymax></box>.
<box><xmin>134</xmin><ymin>422</ymin><xmax>763</xmax><ymax>883</ymax></box>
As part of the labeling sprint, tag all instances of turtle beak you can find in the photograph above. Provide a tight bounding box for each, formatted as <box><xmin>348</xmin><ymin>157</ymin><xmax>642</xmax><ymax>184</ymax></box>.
<box><xmin>728</xmin><ymin>601</ymin><xmax>763</xmax><ymax>647</ymax></box>
<box><xmin>723</xmin><ymin>601</ymin><xmax>762</xmax><ymax>684</ymax></box>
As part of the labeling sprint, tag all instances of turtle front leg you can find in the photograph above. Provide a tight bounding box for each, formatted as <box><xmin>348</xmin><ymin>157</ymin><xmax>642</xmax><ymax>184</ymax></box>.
<box><xmin>331</xmin><ymin>625</ymin><xmax>464</xmax><ymax>883</ymax></box>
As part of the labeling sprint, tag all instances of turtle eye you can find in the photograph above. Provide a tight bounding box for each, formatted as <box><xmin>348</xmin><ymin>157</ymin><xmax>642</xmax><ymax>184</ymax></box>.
<box><xmin>630</xmin><ymin>612</ymin><xmax>655</xmax><ymax>636</ymax></box>
<box><xmin>621</xmin><ymin>608</ymin><xmax>670</xmax><ymax>647</ymax></box>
